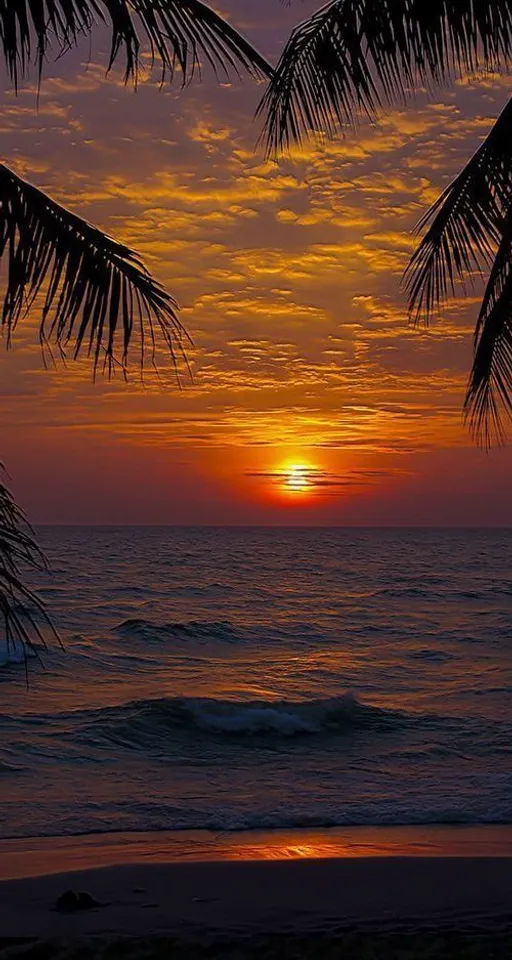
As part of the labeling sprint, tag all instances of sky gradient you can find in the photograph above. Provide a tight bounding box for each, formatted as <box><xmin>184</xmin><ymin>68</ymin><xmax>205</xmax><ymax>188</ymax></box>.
<box><xmin>2</xmin><ymin>0</ymin><xmax>512</xmax><ymax>525</ymax></box>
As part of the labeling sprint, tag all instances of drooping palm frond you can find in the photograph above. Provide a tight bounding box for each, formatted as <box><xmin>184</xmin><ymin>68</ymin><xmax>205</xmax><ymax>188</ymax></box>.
<box><xmin>0</xmin><ymin>476</ymin><xmax>57</xmax><ymax>677</ymax></box>
<box><xmin>0</xmin><ymin>0</ymin><xmax>272</xmax><ymax>90</ymax></box>
<box><xmin>402</xmin><ymin>97</ymin><xmax>512</xmax><ymax>444</ymax></box>
<box><xmin>0</xmin><ymin>162</ymin><xmax>190</xmax><ymax>375</ymax></box>
<box><xmin>405</xmin><ymin>96</ymin><xmax>512</xmax><ymax>325</ymax></box>
<box><xmin>464</xmin><ymin>208</ymin><xmax>512</xmax><ymax>446</ymax></box>
<box><xmin>260</xmin><ymin>0</ymin><xmax>512</xmax><ymax>152</ymax></box>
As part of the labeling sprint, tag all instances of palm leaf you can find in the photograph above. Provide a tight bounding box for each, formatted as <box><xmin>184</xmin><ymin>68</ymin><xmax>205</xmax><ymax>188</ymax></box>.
<box><xmin>403</xmin><ymin>96</ymin><xmax>512</xmax><ymax>443</ymax></box>
<box><xmin>0</xmin><ymin>476</ymin><xmax>57</xmax><ymax>678</ymax></box>
<box><xmin>404</xmin><ymin>96</ymin><xmax>512</xmax><ymax>325</ymax></box>
<box><xmin>0</xmin><ymin>0</ymin><xmax>272</xmax><ymax>89</ymax></box>
<box><xmin>0</xmin><ymin>162</ymin><xmax>190</xmax><ymax>375</ymax></box>
<box><xmin>260</xmin><ymin>0</ymin><xmax>512</xmax><ymax>152</ymax></box>
<box><xmin>464</xmin><ymin>207</ymin><xmax>512</xmax><ymax>446</ymax></box>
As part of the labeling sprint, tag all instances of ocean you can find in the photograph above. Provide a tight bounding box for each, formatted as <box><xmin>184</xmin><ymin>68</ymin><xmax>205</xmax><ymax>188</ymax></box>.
<box><xmin>1</xmin><ymin>526</ymin><xmax>511</xmax><ymax>842</ymax></box>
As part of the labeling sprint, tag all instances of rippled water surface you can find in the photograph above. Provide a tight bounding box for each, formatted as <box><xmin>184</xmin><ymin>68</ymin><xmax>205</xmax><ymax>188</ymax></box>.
<box><xmin>1</xmin><ymin>526</ymin><xmax>511</xmax><ymax>839</ymax></box>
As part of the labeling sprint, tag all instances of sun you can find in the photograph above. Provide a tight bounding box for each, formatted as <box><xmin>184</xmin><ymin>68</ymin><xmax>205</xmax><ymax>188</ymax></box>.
<box><xmin>283</xmin><ymin>463</ymin><xmax>313</xmax><ymax>495</ymax></box>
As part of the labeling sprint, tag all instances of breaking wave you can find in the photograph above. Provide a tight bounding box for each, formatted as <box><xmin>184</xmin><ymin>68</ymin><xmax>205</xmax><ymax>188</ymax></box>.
<box><xmin>57</xmin><ymin>692</ymin><xmax>411</xmax><ymax>749</ymax></box>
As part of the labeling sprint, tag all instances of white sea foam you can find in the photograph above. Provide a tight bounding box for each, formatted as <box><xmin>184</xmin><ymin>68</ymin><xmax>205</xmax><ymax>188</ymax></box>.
<box><xmin>0</xmin><ymin>637</ymin><xmax>34</xmax><ymax>668</ymax></box>
<box><xmin>190</xmin><ymin>702</ymin><xmax>320</xmax><ymax>735</ymax></box>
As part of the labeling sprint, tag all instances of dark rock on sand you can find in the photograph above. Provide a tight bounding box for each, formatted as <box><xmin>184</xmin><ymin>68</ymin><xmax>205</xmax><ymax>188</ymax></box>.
<box><xmin>54</xmin><ymin>891</ymin><xmax>103</xmax><ymax>913</ymax></box>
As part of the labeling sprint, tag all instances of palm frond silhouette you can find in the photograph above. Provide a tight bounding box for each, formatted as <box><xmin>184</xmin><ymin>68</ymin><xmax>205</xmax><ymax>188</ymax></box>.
<box><xmin>0</xmin><ymin>0</ymin><xmax>270</xmax><ymax>662</ymax></box>
<box><xmin>0</xmin><ymin>477</ymin><xmax>58</xmax><ymax>676</ymax></box>
<box><xmin>1</xmin><ymin>0</ymin><xmax>272</xmax><ymax>88</ymax></box>
<box><xmin>1</xmin><ymin>0</ymin><xmax>271</xmax><ymax>379</ymax></box>
<box><xmin>260</xmin><ymin>0</ymin><xmax>512</xmax><ymax>444</ymax></box>
<box><xmin>0</xmin><ymin>164</ymin><xmax>188</xmax><ymax>375</ymax></box>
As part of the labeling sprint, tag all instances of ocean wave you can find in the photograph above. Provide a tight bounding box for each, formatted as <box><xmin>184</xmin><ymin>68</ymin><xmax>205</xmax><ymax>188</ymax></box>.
<box><xmin>64</xmin><ymin>692</ymin><xmax>409</xmax><ymax>748</ymax></box>
<box><xmin>113</xmin><ymin>618</ymin><xmax>244</xmax><ymax>644</ymax></box>
<box><xmin>111</xmin><ymin>618</ymin><xmax>323</xmax><ymax>650</ymax></box>
<box><xmin>0</xmin><ymin>759</ymin><xmax>25</xmax><ymax>774</ymax></box>
<box><xmin>368</xmin><ymin>584</ymin><xmax>512</xmax><ymax>602</ymax></box>
<box><xmin>177</xmin><ymin>692</ymin><xmax>385</xmax><ymax>736</ymax></box>
<box><xmin>370</xmin><ymin>586</ymin><xmax>437</xmax><ymax>599</ymax></box>
<box><xmin>408</xmin><ymin>649</ymin><xmax>455</xmax><ymax>663</ymax></box>
<box><xmin>170</xmin><ymin>583</ymin><xmax>235</xmax><ymax>598</ymax></box>
<box><xmin>4</xmin><ymin>799</ymin><xmax>512</xmax><ymax>841</ymax></box>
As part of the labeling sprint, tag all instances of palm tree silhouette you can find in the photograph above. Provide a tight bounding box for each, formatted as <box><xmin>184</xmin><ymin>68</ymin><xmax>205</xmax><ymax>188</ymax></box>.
<box><xmin>260</xmin><ymin>0</ymin><xmax>512</xmax><ymax>446</ymax></box>
<box><xmin>0</xmin><ymin>1</ymin><xmax>271</xmax><ymax>663</ymax></box>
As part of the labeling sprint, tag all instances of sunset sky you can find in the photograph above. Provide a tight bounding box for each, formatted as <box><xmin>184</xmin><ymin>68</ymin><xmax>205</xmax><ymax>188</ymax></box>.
<box><xmin>2</xmin><ymin>0</ymin><xmax>512</xmax><ymax>525</ymax></box>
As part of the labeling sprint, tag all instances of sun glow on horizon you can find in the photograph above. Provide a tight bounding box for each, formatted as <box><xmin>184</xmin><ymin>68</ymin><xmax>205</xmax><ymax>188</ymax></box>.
<box><xmin>282</xmin><ymin>462</ymin><xmax>316</xmax><ymax>496</ymax></box>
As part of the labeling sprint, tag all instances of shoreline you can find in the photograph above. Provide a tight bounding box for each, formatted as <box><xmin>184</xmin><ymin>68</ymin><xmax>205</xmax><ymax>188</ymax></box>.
<box><xmin>2</xmin><ymin>832</ymin><xmax>511</xmax><ymax>955</ymax></box>
<box><xmin>2</xmin><ymin>823</ymin><xmax>512</xmax><ymax>881</ymax></box>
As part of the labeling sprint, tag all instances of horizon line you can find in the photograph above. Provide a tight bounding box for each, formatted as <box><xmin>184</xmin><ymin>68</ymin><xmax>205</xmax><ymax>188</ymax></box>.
<box><xmin>32</xmin><ymin>522</ymin><xmax>512</xmax><ymax>530</ymax></box>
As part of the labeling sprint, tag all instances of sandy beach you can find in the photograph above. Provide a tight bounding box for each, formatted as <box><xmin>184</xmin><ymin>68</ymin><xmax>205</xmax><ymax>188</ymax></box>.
<box><xmin>1</xmin><ymin>854</ymin><xmax>511</xmax><ymax>958</ymax></box>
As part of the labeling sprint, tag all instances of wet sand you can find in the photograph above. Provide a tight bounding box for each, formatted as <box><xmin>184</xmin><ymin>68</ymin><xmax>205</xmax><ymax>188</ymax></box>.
<box><xmin>3</xmin><ymin>823</ymin><xmax>512</xmax><ymax>881</ymax></box>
